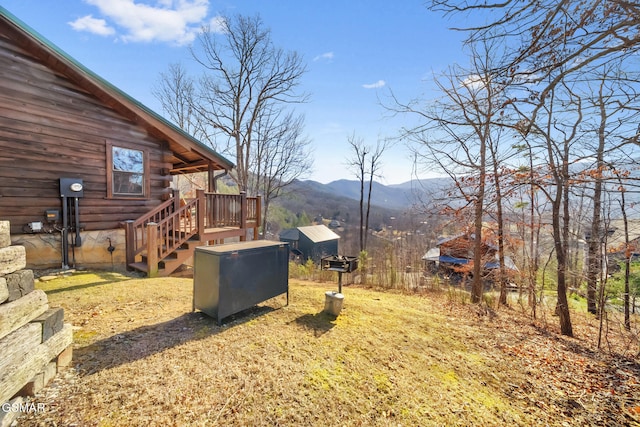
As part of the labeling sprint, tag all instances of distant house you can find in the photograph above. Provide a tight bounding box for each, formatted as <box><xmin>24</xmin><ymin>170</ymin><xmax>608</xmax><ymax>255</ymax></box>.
<box><xmin>422</xmin><ymin>233</ymin><xmax>518</xmax><ymax>278</ymax></box>
<box><xmin>600</xmin><ymin>219</ymin><xmax>640</xmax><ymax>253</ymax></box>
<box><xmin>279</xmin><ymin>225</ymin><xmax>339</xmax><ymax>263</ymax></box>
<box><xmin>593</xmin><ymin>219</ymin><xmax>640</xmax><ymax>272</ymax></box>
<box><xmin>0</xmin><ymin>7</ymin><xmax>260</xmax><ymax>275</ymax></box>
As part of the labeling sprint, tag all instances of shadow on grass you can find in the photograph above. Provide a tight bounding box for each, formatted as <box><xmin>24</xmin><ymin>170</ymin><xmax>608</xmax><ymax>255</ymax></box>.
<box><xmin>74</xmin><ymin>305</ymin><xmax>275</xmax><ymax>376</ymax></box>
<box><xmin>293</xmin><ymin>311</ymin><xmax>337</xmax><ymax>337</ymax></box>
<box><xmin>40</xmin><ymin>272</ymin><xmax>135</xmax><ymax>295</ymax></box>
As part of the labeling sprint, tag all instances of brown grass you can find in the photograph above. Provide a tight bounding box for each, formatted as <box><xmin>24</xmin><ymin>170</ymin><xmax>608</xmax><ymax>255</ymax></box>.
<box><xmin>16</xmin><ymin>270</ymin><xmax>640</xmax><ymax>426</ymax></box>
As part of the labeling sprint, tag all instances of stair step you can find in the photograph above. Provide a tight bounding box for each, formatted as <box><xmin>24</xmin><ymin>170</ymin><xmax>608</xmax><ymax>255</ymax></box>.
<box><xmin>167</xmin><ymin>237</ymin><xmax>202</xmax><ymax>248</ymax></box>
<box><xmin>128</xmin><ymin>262</ymin><xmax>167</xmax><ymax>275</ymax></box>
<box><xmin>138</xmin><ymin>245</ymin><xmax>195</xmax><ymax>276</ymax></box>
<box><xmin>129</xmin><ymin>262</ymin><xmax>148</xmax><ymax>272</ymax></box>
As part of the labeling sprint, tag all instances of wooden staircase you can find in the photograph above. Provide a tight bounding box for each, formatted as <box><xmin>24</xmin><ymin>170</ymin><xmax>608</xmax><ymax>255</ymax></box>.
<box><xmin>128</xmin><ymin>235</ymin><xmax>202</xmax><ymax>276</ymax></box>
<box><xmin>122</xmin><ymin>189</ymin><xmax>261</xmax><ymax>277</ymax></box>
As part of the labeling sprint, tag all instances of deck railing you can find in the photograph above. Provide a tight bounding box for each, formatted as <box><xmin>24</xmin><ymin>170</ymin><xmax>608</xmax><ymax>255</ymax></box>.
<box><xmin>201</xmin><ymin>190</ymin><xmax>260</xmax><ymax>229</ymax></box>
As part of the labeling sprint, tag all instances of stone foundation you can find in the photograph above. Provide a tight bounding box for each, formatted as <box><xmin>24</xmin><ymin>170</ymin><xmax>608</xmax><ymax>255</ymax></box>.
<box><xmin>10</xmin><ymin>229</ymin><xmax>126</xmax><ymax>270</ymax></box>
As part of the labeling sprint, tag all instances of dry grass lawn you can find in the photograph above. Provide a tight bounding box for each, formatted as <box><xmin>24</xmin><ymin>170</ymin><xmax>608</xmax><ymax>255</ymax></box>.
<box><xmin>15</xmin><ymin>270</ymin><xmax>640</xmax><ymax>426</ymax></box>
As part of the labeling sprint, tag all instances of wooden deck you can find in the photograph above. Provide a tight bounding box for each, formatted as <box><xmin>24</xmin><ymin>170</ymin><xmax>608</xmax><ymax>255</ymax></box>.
<box><xmin>123</xmin><ymin>189</ymin><xmax>261</xmax><ymax>276</ymax></box>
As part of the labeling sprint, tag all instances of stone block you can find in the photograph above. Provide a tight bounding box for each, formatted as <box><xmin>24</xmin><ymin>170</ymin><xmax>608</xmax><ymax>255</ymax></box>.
<box><xmin>0</xmin><ymin>289</ymin><xmax>48</xmax><ymax>341</ymax></box>
<box><xmin>56</xmin><ymin>344</ymin><xmax>73</xmax><ymax>369</ymax></box>
<box><xmin>5</xmin><ymin>270</ymin><xmax>34</xmax><ymax>302</ymax></box>
<box><xmin>0</xmin><ymin>221</ymin><xmax>9</xmax><ymax>250</ymax></box>
<box><xmin>17</xmin><ymin>372</ymin><xmax>44</xmax><ymax>397</ymax></box>
<box><xmin>0</xmin><ymin>323</ymin><xmax>42</xmax><ymax>374</ymax></box>
<box><xmin>0</xmin><ymin>278</ymin><xmax>7</xmax><ymax>304</ymax></box>
<box><xmin>31</xmin><ymin>308</ymin><xmax>64</xmax><ymax>342</ymax></box>
<box><xmin>0</xmin><ymin>323</ymin><xmax>72</xmax><ymax>403</ymax></box>
<box><xmin>43</xmin><ymin>361</ymin><xmax>57</xmax><ymax>386</ymax></box>
<box><xmin>0</xmin><ymin>246</ymin><xmax>26</xmax><ymax>276</ymax></box>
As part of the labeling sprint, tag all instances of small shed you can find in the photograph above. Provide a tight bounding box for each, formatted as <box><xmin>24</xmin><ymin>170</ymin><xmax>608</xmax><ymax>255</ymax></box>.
<box><xmin>279</xmin><ymin>225</ymin><xmax>339</xmax><ymax>263</ymax></box>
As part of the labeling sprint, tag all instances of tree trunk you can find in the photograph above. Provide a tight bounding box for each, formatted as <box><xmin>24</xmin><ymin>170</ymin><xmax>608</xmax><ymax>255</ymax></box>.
<box><xmin>553</xmin><ymin>173</ymin><xmax>573</xmax><ymax>337</ymax></box>
<box><xmin>471</xmin><ymin>170</ymin><xmax>486</xmax><ymax>304</ymax></box>
<box><xmin>492</xmin><ymin>165</ymin><xmax>507</xmax><ymax>305</ymax></box>
<box><xmin>552</xmin><ymin>201</ymin><xmax>572</xmax><ymax>335</ymax></box>
<box><xmin>586</xmin><ymin>102</ymin><xmax>607</xmax><ymax>315</ymax></box>
<box><xmin>619</xmin><ymin>179</ymin><xmax>631</xmax><ymax>331</ymax></box>
<box><xmin>364</xmin><ymin>176</ymin><xmax>374</xmax><ymax>252</ymax></box>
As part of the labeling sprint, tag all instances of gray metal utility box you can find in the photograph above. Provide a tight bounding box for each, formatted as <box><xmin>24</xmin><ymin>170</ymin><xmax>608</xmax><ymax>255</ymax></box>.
<box><xmin>193</xmin><ymin>240</ymin><xmax>289</xmax><ymax>324</ymax></box>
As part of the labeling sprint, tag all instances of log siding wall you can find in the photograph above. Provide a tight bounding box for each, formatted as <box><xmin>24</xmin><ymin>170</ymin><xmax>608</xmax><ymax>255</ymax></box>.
<box><xmin>0</xmin><ymin>28</ymin><xmax>173</xmax><ymax>235</ymax></box>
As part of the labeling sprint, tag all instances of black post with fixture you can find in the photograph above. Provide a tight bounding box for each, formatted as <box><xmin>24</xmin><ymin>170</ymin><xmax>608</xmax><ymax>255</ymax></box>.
<box><xmin>59</xmin><ymin>178</ymin><xmax>84</xmax><ymax>269</ymax></box>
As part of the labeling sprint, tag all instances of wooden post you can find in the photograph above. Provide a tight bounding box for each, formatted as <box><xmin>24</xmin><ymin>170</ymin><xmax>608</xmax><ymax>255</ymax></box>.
<box><xmin>172</xmin><ymin>188</ymin><xmax>180</xmax><ymax>213</ymax></box>
<box><xmin>208</xmin><ymin>163</ymin><xmax>215</xmax><ymax>192</ymax></box>
<box><xmin>196</xmin><ymin>189</ymin><xmax>206</xmax><ymax>235</ymax></box>
<box><xmin>122</xmin><ymin>220</ymin><xmax>135</xmax><ymax>269</ymax></box>
<box><xmin>146</xmin><ymin>222</ymin><xmax>159</xmax><ymax>278</ymax></box>
<box><xmin>255</xmin><ymin>195</ymin><xmax>262</xmax><ymax>240</ymax></box>
<box><xmin>240</xmin><ymin>191</ymin><xmax>247</xmax><ymax>242</ymax></box>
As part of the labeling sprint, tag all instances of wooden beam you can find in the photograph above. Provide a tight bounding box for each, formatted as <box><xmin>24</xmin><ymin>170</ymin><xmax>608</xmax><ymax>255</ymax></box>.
<box><xmin>170</xmin><ymin>160</ymin><xmax>210</xmax><ymax>173</ymax></box>
<box><xmin>0</xmin><ymin>289</ymin><xmax>48</xmax><ymax>340</ymax></box>
<box><xmin>0</xmin><ymin>323</ymin><xmax>72</xmax><ymax>404</ymax></box>
<box><xmin>0</xmin><ymin>323</ymin><xmax>42</xmax><ymax>375</ymax></box>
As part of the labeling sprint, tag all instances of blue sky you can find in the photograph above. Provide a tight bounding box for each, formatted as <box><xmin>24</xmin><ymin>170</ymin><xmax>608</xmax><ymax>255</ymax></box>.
<box><xmin>2</xmin><ymin>0</ymin><xmax>465</xmax><ymax>184</ymax></box>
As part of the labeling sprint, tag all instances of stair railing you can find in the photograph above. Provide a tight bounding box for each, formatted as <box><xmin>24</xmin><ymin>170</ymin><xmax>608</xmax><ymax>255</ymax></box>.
<box><xmin>154</xmin><ymin>197</ymin><xmax>199</xmax><ymax>261</ymax></box>
<box><xmin>122</xmin><ymin>193</ymin><xmax>179</xmax><ymax>268</ymax></box>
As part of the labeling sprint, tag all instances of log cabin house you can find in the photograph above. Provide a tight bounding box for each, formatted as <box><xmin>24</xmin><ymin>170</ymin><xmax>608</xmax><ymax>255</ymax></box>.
<box><xmin>0</xmin><ymin>7</ymin><xmax>260</xmax><ymax>276</ymax></box>
<box><xmin>422</xmin><ymin>233</ymin><xmax>518</xmax><ymax>282</ymax></box>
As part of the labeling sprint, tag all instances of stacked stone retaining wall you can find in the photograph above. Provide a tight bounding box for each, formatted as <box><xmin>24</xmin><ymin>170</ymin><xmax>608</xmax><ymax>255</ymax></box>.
<box><xmin>0</xmin><ymin>221</ymin><xmax>72</xmax><ymax>426</ymax></box>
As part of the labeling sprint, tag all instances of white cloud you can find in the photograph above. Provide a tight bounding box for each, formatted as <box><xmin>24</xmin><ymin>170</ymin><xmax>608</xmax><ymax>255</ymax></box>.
<box><xmin>461</xmin><ymin>74</ymin><xmax>485</xmax><ymax>90</ymax></box>
<box><xmin>362</xmin><ymin>80</ymin><xmax>385</xmax><ymax>89</ymax></box>
<box><xmin>313</xmin><ymin>52</ymin><xmax>334</xmax><ymax>62</ymax></box>
<box><xmin>68</xmin><ymin>15</ymin><xmax>116</xmax><ymax>36</ymax></box>
<box><xmin>208</xmin><ymin>15</ymin><xmax>227</xmax><ymax>34</ymax></box>
<box><xmin>74</xmin><ymin>0</ymin><xmax>211</xmax><ymax>45</ymax></box>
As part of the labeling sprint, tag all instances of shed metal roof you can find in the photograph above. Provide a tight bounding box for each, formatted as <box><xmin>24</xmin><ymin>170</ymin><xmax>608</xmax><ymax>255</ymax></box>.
<box><xmin>297</xmin><ymin>225</ymin><xmax>340</xmax><ymax>243</ymax></box>
<box><xmin>280</xmin><ymin>225</ymin><xmax>340</xmax><ymax>243</ymax></box>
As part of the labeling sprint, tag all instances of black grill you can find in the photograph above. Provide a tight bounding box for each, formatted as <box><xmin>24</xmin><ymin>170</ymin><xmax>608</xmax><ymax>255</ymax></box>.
<box><xmin>321</xmin><ymin>255</ymin><xmax>358</xmax><ymax>293</ymax></box>
<box><xmin>321</xmin><ymin>255</ymin><xmax>359</xmax><ymax>273</ymax></box>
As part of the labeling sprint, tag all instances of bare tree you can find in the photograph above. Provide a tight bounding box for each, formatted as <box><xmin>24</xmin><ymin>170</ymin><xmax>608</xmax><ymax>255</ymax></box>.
<box><xmin>154</xmin><ymin>15</ymin><xmax>313</xmax><ymax>239</ymax></box>
<box><xmin>364</xmin><ymin>140</ymin><xmax>388</xmax><ymax>252</ymax></box>
<box><xmin>389</xmin><ymin>37</ymin><xmax>512</xmax><ymax>304</ymax></box>
<box><xmin>429</xmin><ymin>1</ymin><xmax>640</xmax><ymax>99</ymax></box>
<box><xmin>346</xmin><ymin>134</ymin><xmax>388</xmax><ymax>254</ymax></box>
<box><xmin>611</xmin><ymin>167</ymin><xmax>632</xmax><ymax>331</ymax></box>
<box><xmin>426</xmin><ymin>0</ymin><xmax>640</xmax><ymax>336</ymax></box>
<box><xmin>189</xmin><ymin>14</ymin><xmax>309</xmax><ymax>193</ymax></box>
<box><xmin>249</xmin><ymin>105</ymin><xmax>313</xmax><ymax>233</ymax></box>
<box><xmin>346</xmin><ymin>133</ymin><xmax>367</xmax><ymax>254</ymax></box>
<box><xmin>153</xmin><ymin>63</ymin><xmax>206</xmax><ymax>143</ymax></box>
<box><xmin>507</xmin><ymin>155</ymin><xmax>548</xmax><ymax>319</ymax></box>
<box><xmin>510</xmin><ymin>74</ymin><xmax>586</xmax><ymax>337</ymax></box>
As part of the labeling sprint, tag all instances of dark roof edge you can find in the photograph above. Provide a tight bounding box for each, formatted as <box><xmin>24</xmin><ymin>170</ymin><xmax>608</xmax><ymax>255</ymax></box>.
<box><xmin>0</xmin><ymin>5</ymin><xmax>234</xmax><ymax>170</ymax></box>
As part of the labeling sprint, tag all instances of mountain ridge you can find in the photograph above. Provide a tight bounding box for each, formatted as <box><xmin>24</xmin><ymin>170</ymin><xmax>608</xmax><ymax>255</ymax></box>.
<box><xmin>295</xmin><ymin>177</ymin><xmax>452</xmax><ymax>210</ymax></box>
